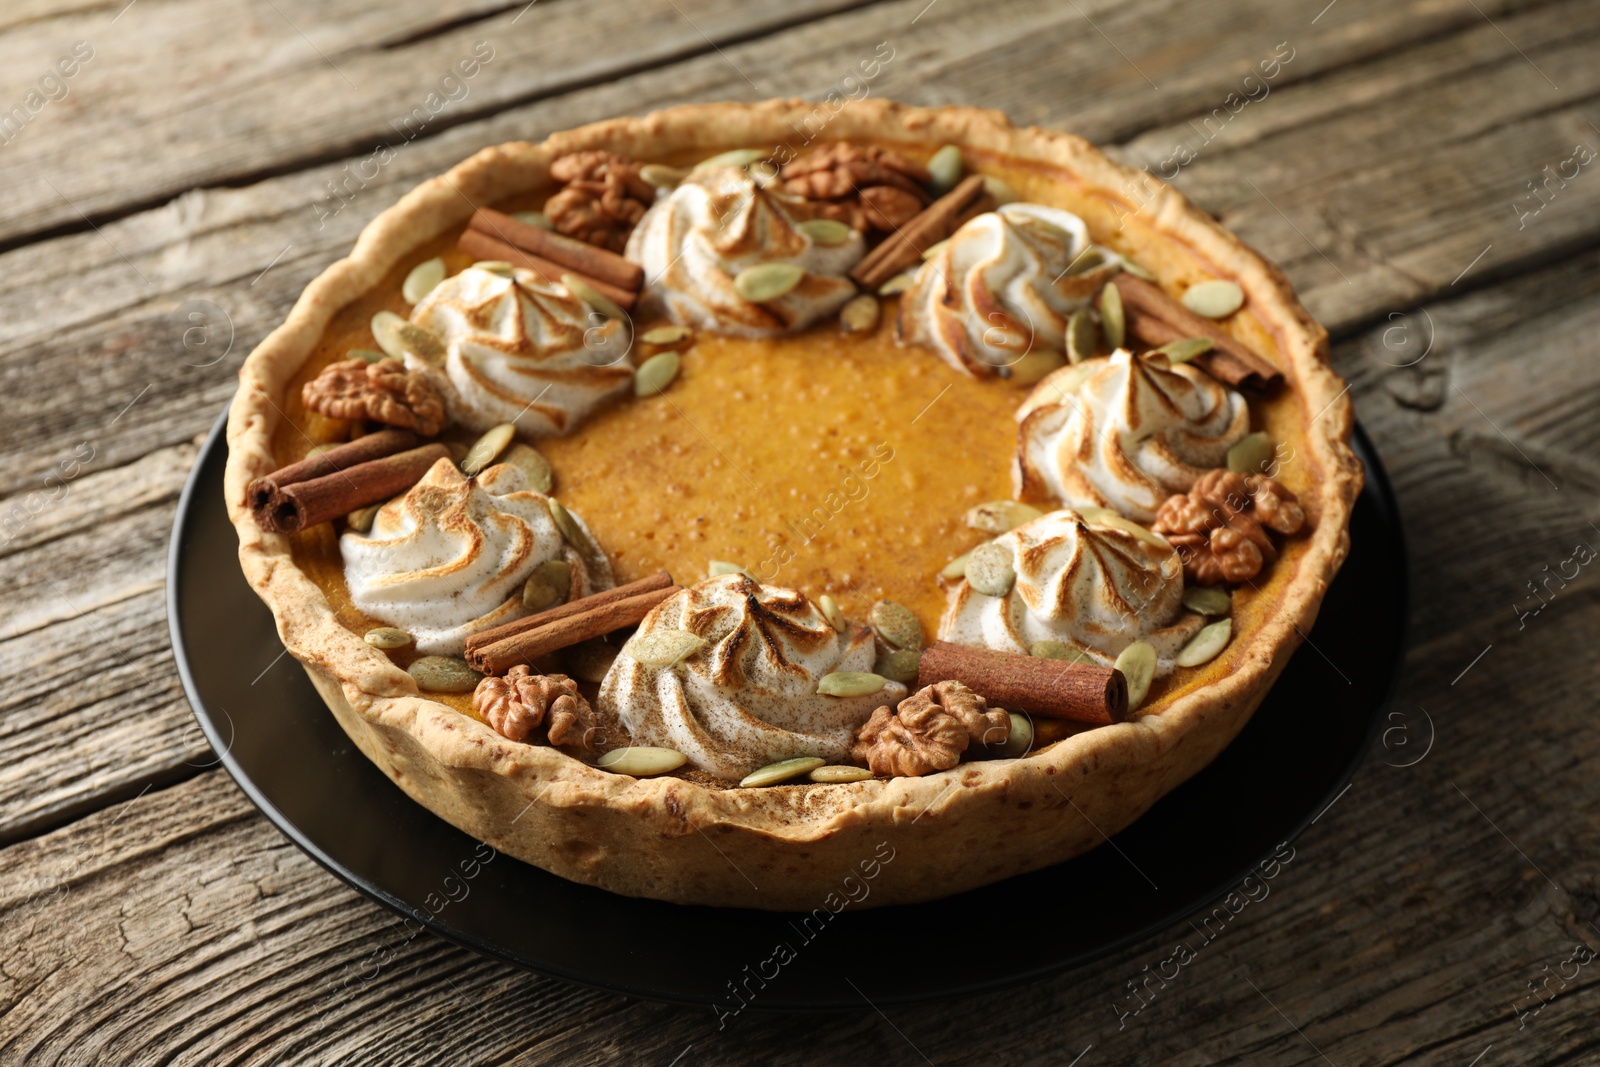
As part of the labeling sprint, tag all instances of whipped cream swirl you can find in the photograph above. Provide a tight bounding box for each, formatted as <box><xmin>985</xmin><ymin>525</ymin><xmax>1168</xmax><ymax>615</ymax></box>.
<box><xmin>1016</xmin><ymin>349</ymin><xmax>1250</xmax><ymax>523</ymax></box>
<box><xmin>899</xmin><ymin>202</ymin><xmax>1121</xmax><ymax>376</ymax></box>
<box><xmin>600</xmin><ymin>574</ymin><xmax>907</xmax><ymax>779</ymax></box>
<box><xmin>409</xmin><ymin>266</ymin><xmax>634</xmax><ymax>437</ymax></box>
<box><xmin>940</xmin><ymin>509</ymin><xmax>1201</xmax><ymax>674</ymax></box>
<box><xmin>341</xmin><ymin>458</ymin><xmax>612</xmax><ymax>655</ymax></box>
<box><xmin>625</xmin><ymin>167</ymin><xmax>865</xmax><ymax>337</ymax></box>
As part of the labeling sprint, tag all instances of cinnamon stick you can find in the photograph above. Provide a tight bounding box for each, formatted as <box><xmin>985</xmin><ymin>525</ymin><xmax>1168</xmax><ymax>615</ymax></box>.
<box><xmin>917</xmin><ymin>641</ymin><xmax>1128</xmax><ymax>726</ymax></box>
<box><xmin>245</xmin><ymin>428</ymin><xmax>419</xmax><ymax>513</ymax></box>
<box><xmin>464</xmin><ymin>571</ymin><xmax>676</xmax><ymax>656</ymax></box>
<box><xmin>1112</xmin><ymin>274</ymin><xmax>1283</xmax><ymax>392</ymax></box>
<box><xmin>468</xmin><ymin>585</ymin><xmax>682</xmax><ymax>675</ymax></box>
<box><xmin>457</xmin><ymin>229</ymin><xmax>638</xmax><ymax>312</ymax></box>
<box><xmin>468</xmin><ymin>207</ymin><xmax>644</xmax><ymax>292</ymax></box>
<box><xmin>851</xmin><ymin>175</ymin><xmax>987</xmax><ymax>290</ymax></box>
<box><xmin>254</xmin><ymin>444</ymin><xmax>449</xmax><ymax>534</ymax></box>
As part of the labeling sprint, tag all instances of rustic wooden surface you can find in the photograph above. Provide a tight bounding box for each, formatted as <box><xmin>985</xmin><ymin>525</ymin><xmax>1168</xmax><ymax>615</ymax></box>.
<box><xmin>2</xmin><ymin>0</ymin><xmax>1598</xmax><ymax>1062</ymax></box>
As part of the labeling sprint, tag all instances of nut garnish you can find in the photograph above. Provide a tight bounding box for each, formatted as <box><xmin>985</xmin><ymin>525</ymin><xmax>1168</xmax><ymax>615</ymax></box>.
<box><xmin>818</xmin><ymin>594</ymin><xmax>848</xmax><ymax>633</ymax></box>
<box><xmin>966</xmin><ymin>500</ymin><xmax>1044</xmax><ymax>534</ymax></box>
<box><xmin>1153</xmin><ymin>336</ymin><xmax>1213</xmax><ymax>363</ymax></box>
<box><xmin>868</xmin><ymin>600</ymin><xmax>922</xmax><ymax>651</ymax></box>
<box><xmin>964</xmin><ymin>541</ymin><xmax>1017</xmax><ymax>597</ymax></box>
<box><xmin>1226</xmin><ymin>431</ymin><xmax>1274</xmax><ymax>474</ymax></box>
<box><xmin>817</xmin><ymin>672</ymin><xmax>887</xmax><ymax>698</ymax></box>
<box><xmin>1182</xmin><ymin>279</ymin><xmax>1245</xmax><ymax>319</ymax></box>
<box><xmin>502</xmin><ymin>443</ymin><xmax>553</xmax><ymax>493</ymax></box>
<box><xmin>707</xmin><ymin>560</ymin><xmax>754</xmax><ymax>579</ymax></box>
<box><xmin>630</xmin><ymin>629</ymin><xmax>708</xmax><ymax>667</ymax></box>
<box><xmin>1029</xmin><ymin>640</ymin><xmax>1091</xmax><ymax>663</ymax></box>
<box><xmin>874</xmin><ymin>649</ymin><xmax>921</xmax><ymax>685</ymax></box>
<box><xmin>850</xmin><ymin>680</ymin><xmax>1009</xmax><ymax>777</ymax></box>
<box><xmin>461</xmin><ymin>423</ymin><xmax>515</xmax><ymax>476</ymax></box>
<box><xmin>1176</xmin><ymin>619</ymin><xmax>1232</xmax><ymax>667</ymax></box>
<box><xmin>1008</xmin><ymin>349</ymin><xmax>1065</xmax><ymax>385</ymax></box>
<box><xmin>1151</xmin><ymin>469</ymin><xmax>1307</xmax><ymax>585</ymax></box>
<box><xmin>780</xmin><ymin>143</ymin><xmax>932</xmax><ymax>234</ymax></box>
<box><xmin>839</xmin><ymin>294</ymin><xmax>881</xmax><ymax>334</ymax></box>
<box><xmin>991</xmin><ymin>711</ymin><xmax>1033</xmax><ymax>759</ymax></box>
<box><xmin>408</xmin><ymin>655</ymin><xmax>482</xmax><ymax>693</ymax></box>
<box><xmin>511</xmin><ymin>211</ymin><xmax>554</xmax><ymax>229</ymax></box>
<box><xmin>925</xmin><ymin>144</ymin><xmax>963</xmax><ymax>195</ymax></box>
<box><xmin>544</xmin><ymin>150</ymin><xmax>656</xmax><ymax>253</ymax></box>
<box><xmin>522</xmin><ymin>558</ymin><xmax>573</xmax><ymax>612</ymax></box>
<box><xmin>798</xmin><ymin>217</ymin><xmax>855</xmax><ymax>245</ymax></box>
<box><xmin>740</xmin><ymin>757</ymin><xmax>825</xmax><ymax>788</ymax></box>
<box><xmin>371</xmin><ymin>310</ymin><xmax>446</xmax><ymax>363</ymax></box>
<box><xmin>733</xmin><ymin>262</ymin><xmax>806</xmax><ymax>303</ymax></box>
<box><xmin>641</xmin><ymin>324</ymin><xmax>693</xmax><ymax>346</ymax></box>
<box><xmin>940</xmin><ymin>549</ymin><xmax>972</xmax><ymax>580</ymax></box>
<box><xmin>1114</xmin><ymin>641</ymin><xmax>1157</xmax><ymax>711</ymax></box>
<box><xmin>547</xmin><ymin>499</ymin><xmax>607</xmax><ymax>574</ymax></box>
<box><xmin>1098</xmin><ymin>281</ymin><xmax>1125</xmax><ymax>349</ymax></box>
<box><xmin>561</xmin><ymin>273</ymin><xmax>626</xmax><ymax>321</ymax></box>
<box><xmin>473</xmin><ymin>666</ymin><xmax>602</xmax><ymax>753</ymax></box>
<box><xmin>596</xmin><ymin>746</ymin><xmax>687</xmax><ymax>777</ymax></box>
<box><xmin>635</xmin><ymin>351</ymin><xmax>681</xmax><ymax>397</ymax></box>
<box><xmin>402</xmin><ymin>257</ymin><xmax>446</xmax><ymax>304</ymax></box>
<box><xmin>810</xmin><ymin>765</ymin><xmax>873</xmax><ymax>784</ymax></box>
<box><xmin>302</xmin><ymin>357</ymin><xmax>447</xmax><ymax>436</ymax></box>
<box><xmin>638</xmin><ymin>163</ymin><xmax>688</xmax><ymax>189</ymax></box>
<box><xmin>346</xmin><ymin>502</ymin><xmax>382</xmax><ymax>533</ymax></box>
<box><xmin>363</xmin><ymin>626</ymin><xmax>412</xmax><ymax>650</ymax></box>
<box><xmin>1182</xmin><ymin>586</ymin><xmax>1232</xmax><ymax>615</ymax></box>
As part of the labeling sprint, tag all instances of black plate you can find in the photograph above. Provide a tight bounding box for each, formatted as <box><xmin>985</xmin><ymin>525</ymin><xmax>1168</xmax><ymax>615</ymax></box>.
<box><xmin>168</xmin><ymin>407</ymin><xmax>1406</xmax><ymax>1010</ymax></box>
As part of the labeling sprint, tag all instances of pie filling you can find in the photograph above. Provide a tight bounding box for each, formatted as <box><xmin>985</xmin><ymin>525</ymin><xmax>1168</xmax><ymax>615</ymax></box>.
<box><xmin>258</xmin><ymin>140</ymin><xmax>1315</xmax><ymax>788</ymax></box>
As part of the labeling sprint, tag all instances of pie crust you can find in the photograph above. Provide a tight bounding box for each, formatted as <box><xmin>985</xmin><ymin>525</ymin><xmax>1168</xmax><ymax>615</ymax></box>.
<box><xmin>226</xmin><ymin>99</ymin><xmax>1361</xmax><ymax>910</ymax></box>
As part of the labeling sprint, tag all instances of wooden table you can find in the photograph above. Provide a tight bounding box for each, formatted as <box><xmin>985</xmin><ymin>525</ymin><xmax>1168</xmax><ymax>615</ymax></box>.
<box><xmin>2</xmin><ymin>0</ymin><xmax>1596</xmax><ymax>1062</ymax></box>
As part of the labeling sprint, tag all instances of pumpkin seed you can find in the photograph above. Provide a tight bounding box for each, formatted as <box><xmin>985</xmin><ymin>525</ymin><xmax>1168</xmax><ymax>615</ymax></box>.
<box><xmin>1114</xmin><ymin>641</ymin><xmax>1157</xmax><ymax>711</ymax></box>
<box><xmin>877</xmin><ymin>271</ymin><xmax>918</xmax><ymax>296</ymax></box>
<box><xmin>638</xmin><ymin>164</ymin><xmax>688</xmax><ymax>189</ymax></box>
<box><xmin>1176</xmin><ymin>619</ymin><xmax>1232</xmax><ymax>668</ymax></box>
<box><xmin>1226</xmin><ymin>431</ymin><xmax>1275</xmax><ymax>475</ymax></box>
<box><xmin>402</xmin><ymin>257</ymin><xmax>446</xmax><ymax>304</ymax></box>
<box><xmin>641</xmin><ymin>324</ymin><xmax>692</xmax><ymax>346</ymax></box>
<box><xmin>373</xmin><ymin>311</ymin><xmax>446</xmax><ymax>363</ymax></box>
<box><xmin>634</xmin><ymin>351</ymin><xmax>680</xmax><ymax>397</ymax></box>
<box><xmin>873</xmin><ymin>649</ymin><xmax>922</xmax><ymax>685</ymax></box>
<box><xmin>1030</xmin><ymin>640</ymin><xmax>1092</xmax><ymax>663</ymax></box>
<box><xmin>1182</xmin><ymin>279</ymin><xmax>1245</xmax><ymax>319</ymax></box>
<box><xmin>1098</xmin><ymin>282</ymin><xmax>1125</xmax><ymax>350</ymax></box>
<box><xmin>818</xmin><ymin>594</ymin><xmax>848</xmax><ymax>633</ymax></box>
<box><xmin>707</xmin><ymin>560</ymin><xmax>754</xmax><ymax>580</ymax></box>
<box><xmin>1154</xmin><ymin>336</ymin><xmax>1213</xmax><ymax>363</ymax></box>
<box><xmin>501</xmin><ymin>443</ymin><xmax>553</xmax><ymax>493</ymax></box>
<box><xmin>1182</xmin><ymin>586</ymin><xmax>1232</xmax><ymax>616</ymax></box>
<box><xmin>564</xmin><ymin>638</ymin><xmax>618</xmax><ymax>683</ymax></box>
<box><xmin>349</xmin><ymin>347</ymin><xmax>387</xmax><ymax>364</ymax></box>
<box><xmin>401</xmin><ymin>321</ymin><xmax>447</xmax><ymax>362</ymax></box>
<box><xmin>965</xmin><ymin>541</ymin><xmax>1016</xmax><ymax>597</ymax></box>
<box><xmin>630</xmin><ymin>629</ymin><xmax>707</xmax><ymax>667</ymax></box>
<box><xmin>817</xmin><ymin>672</ymin><xmax>887</xmax><ymax>698</ymax></box>
<box><xmin>869</xmin><ymin>600</ymin><xmax>922</xmax><ymax>651</ymax></box>
<box><xmin>408</xmin><ymin>656</ymin><xmax>482</xmax><ymax>693</ymax></box>
<box><xmin>1008</xmin><ymin>349</ymin><xmax>1065</xmax><ymax>385</ymax></box>
<box><xmin>1066</xmin><ymin>307</ymin><xmax>1098</xmax><ymax>363</ymax></box>
<box><xmin>982</xmin><ymin>175</ymin><xmax>1017</xmax><ymax>205</ymax></box>
<box><xmin>966</xmin><ymin>500</ymin><xmax>1044</xmax><ymax>534</ymax></box>
<box><xmin>347</xmin><ymin>502</ymin><xmax>382</xmax><ymax>533</ymax></box>
<box><xmin>920</xmin><ymin>239</ymin><xmax>950</xmax><ymax>261</ymax></box>
<box><xmin>596</xmin><ymin>746</ymin><xmax>687</xmax><ymax>776</ymax></box>
<box><xmin>522</xmin><ymin>558</ymin><xmax>572</xmax><ymax>611</ymax></box>
<box><xmin>364</xmin><ymin>626</ymin><xmax>412</xmax><ymax>650</ymax></box>
<box><xmin>472</xmin><ymin>260</ymin><xmax>516</xmax><ymax>275</ymax></box>
<box><xmin>696</xmin><ymin>148</ymin><xmax>769</xmax><ymax>171</ymax></box>
<box><xmin>740</xmin><ymin>756</ymin><xmax>825</xmax><ymax>788</ymax></box>
<box><xmin>370</xmin><ymin>311</ymin><xmax>409</xmax><ymax>359</ymax></box>
<box><xmin>839</xmin><ymin>294</ymin><xmax>880</xmax><ymax>334</ymax></box>
<box><xmin>991</xmin><ymin>711</ymin><xmax>1033</xmax><ymax>759</ymax></box>
<box><xmin>798</xmin><ymin>218</ymin><xmax>854</xmax><ymax>245</ymax></box>
<box><xmin>548</xmin><ymin>499</ymin><xmax>606</xmax><ymax>571</ymax></box>
<box><xmin>1065</xmin><ymin>248</ymin><xmax>1106</xmax><ymax>277</ymax></box>
<box><xmin>926</xmin><ymin>145</ymin><xmax>964</xmax><ymax>194</ymax></box>
<box><xmin>461</xmin><ymin>423</ymin><xmax>516</xmax><ymax>476</ymax></box>
<box><xmin>561</xmin><ymin>273</ymin><xmax>626</xmax><ymax>321</ymax></box>
<box><xmin>810</xmin><ymin>764</ymin><xmax>874</xmax><ymax>784</ymax></box>
<box><xmin>733</xmin><ymin>262</ymin><xmax>805</xmax><ymax>303</ymax></box>
<box><xmin>940</xmin><ymin>549</ymin><xmax>972</xmax><ymax>581</ymax></box>
<box><xmin>1076</xmin><ymin>507</ymin><xmax>1170</xmax><ymax>549</ymax></box>
<box><xmin>510</xmin><ymin>211</ymin><xmax>553</xmax><ymax>230</ymax></box>
<box><xmin>1120</xmin><ymin>258</ymin><xmax>1156</xmax><ymax>280</ymax></box>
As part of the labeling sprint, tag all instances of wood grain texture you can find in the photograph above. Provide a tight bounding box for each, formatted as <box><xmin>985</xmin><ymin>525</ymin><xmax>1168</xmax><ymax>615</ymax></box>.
<box><xmin>1</xmin><ymin>0</ymin><xmax>1599</xmax><ymax>1060</ymax></box>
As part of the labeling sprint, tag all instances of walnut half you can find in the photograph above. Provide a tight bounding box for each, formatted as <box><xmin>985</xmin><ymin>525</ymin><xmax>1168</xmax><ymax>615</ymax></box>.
<box><xmin>473</xmin><ymin>667</ymin><xmax>603</xmax><ymax>755</ymax></box>
<box><xmin>851</xmin><ymin>680</ymin><xmax>1009</xmax><ymax>777</ymax></box>
<box><xmin>1151</xmin><ymin>469</ymin><xmax>1307</xmax><ymax>585</ymax></box>
<box><xmin>301</xmin><ymin>357</ymin><xmax>447</xmax><ymax>437</ymax></box>
<box><xmin>544</xmin><ymin>151</ymin><xmax>656</xmax><ymax>253</ymax></box>
<box><xmin>780</xmin><ymin>143</ymin><xmax>932</xmax><ymax>235</ymax></box>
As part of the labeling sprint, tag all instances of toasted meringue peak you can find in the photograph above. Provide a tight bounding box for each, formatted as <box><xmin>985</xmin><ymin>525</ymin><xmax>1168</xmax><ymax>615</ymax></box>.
<box><xmin>599</xmin><ymin>573</ymin><xmax>907</xmax><ymax>779</ymax></box>
<box><xmin>899</xmin><ymin>202</ymin><xmax>1122</xmax><ymax>377</ymax></box>
<box><xmin>409</xmin><ymin>266</ymin><xmax>635</xmax><ymax>437</ymax></box>
<box><xmin>341</xmin><ymin>458</ymin><xmax>612</xmax><ymax>655</ymax></box>
<box><xmin>939</xmin><ymin>509</ymin><xmax>1202</xmax><ymax>675</ymax></box>
<box><xmin>624</xmin><ymin>167</ymin><xmax>866</xmax><ymax>337</ymax></box>
<box><xmin>1015</xmin><ymin>349</ymin><xmax>1250</xmax><ymax>523</ymax></box>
